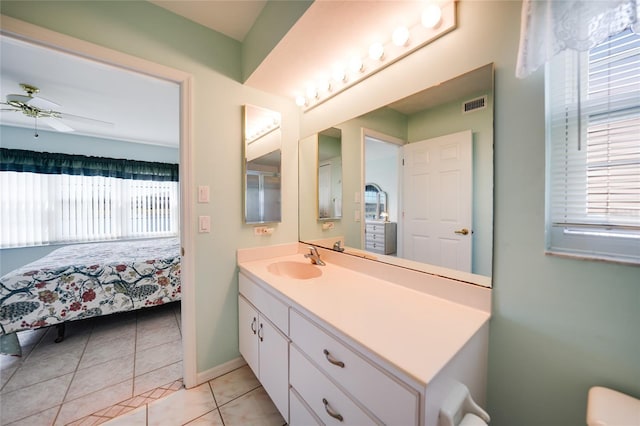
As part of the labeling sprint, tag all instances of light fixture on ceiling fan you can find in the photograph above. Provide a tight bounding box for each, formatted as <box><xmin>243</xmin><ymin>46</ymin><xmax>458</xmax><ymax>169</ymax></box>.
<box><xmin>1</xmin><ymin>83</ymin><xmax>112</xmax><ymax>138</ymax></box>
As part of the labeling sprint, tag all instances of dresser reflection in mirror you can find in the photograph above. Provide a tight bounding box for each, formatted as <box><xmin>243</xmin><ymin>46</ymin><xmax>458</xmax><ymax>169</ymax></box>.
<box><xmin>364</xmin><ymin>183</ymin><xmax>397</xmax><ymax>255</ymax></box>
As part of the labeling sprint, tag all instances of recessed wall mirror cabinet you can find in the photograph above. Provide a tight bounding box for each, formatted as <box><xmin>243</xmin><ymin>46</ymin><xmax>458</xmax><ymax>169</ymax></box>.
<box><xmin>299</xmin><ymin>63</ymin><xmax>494</xmax><ymax>287</ymax></box>
<box><xmin>244</xmin><ymin>105</ymin><xmax>282</xmax><ymax>224</ymax></box>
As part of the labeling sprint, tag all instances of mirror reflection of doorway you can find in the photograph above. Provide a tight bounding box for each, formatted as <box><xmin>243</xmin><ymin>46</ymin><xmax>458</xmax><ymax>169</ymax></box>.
<box><xmin>401</xmin><ymin>130</ymin><xmax>473</xmax><ymax>272</ymax></box>
<box><xmin>364</xmin><ymin>134</ymin><xmax>401</xmax><ymax>255</ymax></box>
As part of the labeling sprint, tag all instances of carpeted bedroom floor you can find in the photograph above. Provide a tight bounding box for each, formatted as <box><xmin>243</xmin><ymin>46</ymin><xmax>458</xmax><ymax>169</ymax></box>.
<box><xmin>0</xmin><ymin>302</ymin><xmax>282</xmax><ymax>425</ymax></box>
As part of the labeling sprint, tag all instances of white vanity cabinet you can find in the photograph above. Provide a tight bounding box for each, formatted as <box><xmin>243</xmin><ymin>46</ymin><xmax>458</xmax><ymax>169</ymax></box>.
<box><xmin>237</xmin><ymin>251</ymin><xmax>491</xmax><ymax>426</ymax></box>
<box><xmin>238</xmin><ymin>273</ymin><xmax>289</xmax><ymax>421</ymax></box>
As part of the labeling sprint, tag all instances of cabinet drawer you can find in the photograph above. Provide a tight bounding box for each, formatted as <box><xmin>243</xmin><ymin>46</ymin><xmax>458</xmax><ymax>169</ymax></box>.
<box><xmin>365</xmin><ymin>223</ymin><xmax>385</xmax><ymax>233</ymax></box>
<box><xmin>290</xmin><ymin>345</ymin><xmax>379</xmax><ymax>425</ymax></box>
<box><xmin>365</xmin><ymin>233</ymin><xmax>384</xmax><ymax>241</ymax></box>
<box><xmin>290</xmin><ymin>310</ymin><xmax>418</xmax><ymax>426</ymax></box>
<box><xmin>290</xmin><ymin>387</ymin><xmax>322</xmax><ymax>426</ymax></box>
<box><xmin>239</xmin><ymin>272</ymin><xmax>288</xmax><ymax>334</ymax></box>
<box><xmin>365</xmin><ymin>241</ymin><xmax>385</xmax><ymax>254</ymax></box>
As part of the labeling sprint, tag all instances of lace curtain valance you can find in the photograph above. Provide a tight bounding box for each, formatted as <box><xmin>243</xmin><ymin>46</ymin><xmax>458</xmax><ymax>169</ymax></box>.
<box><xmin>516</xmin><ymin>0</ymin><xmax>639</xmax><ymax>78</ymax></box>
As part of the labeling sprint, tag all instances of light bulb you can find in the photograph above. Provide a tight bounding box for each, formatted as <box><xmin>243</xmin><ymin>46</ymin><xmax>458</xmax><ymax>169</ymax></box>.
<box><xmin>306</xmin><ymin>85</ymin><xmax>318</xmax><ymax>100</ymax></box>
<box><xmin>422</xmin><ymin>3</ymin><xmax>442</xmax><ymax>29</ymax></box>
<box><xmin>368</xmin><ymin>42</ymin><xmax>384</xmax><ymax>61</ymax></box>
<box><xmin>332</xmin><ymin>65</ymin><xmax>346</xmax><ymax>83</ymax></box>
<box><xmin>295</xmin><ymin>95</ymin><xmax>306</xmax><ymax>107</ymax></box>
<box><xmin>392</xmin><ymin>26</ymin><xmax>410</xmax><ymax>46</ymax></box>
<box><xmin>349</xmin><ymin>56</ymin><xmax>364</xmax><ymax>73</ymax></box>
<box><xmin>318</xmin><ymin>79</ymin><xmax>331</xmax><ymax>93</ymax></box>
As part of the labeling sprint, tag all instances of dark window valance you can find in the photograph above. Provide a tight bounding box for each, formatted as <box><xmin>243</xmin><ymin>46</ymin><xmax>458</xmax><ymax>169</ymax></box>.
<box><xmin>0</xmin><ymin>148</ymin><xmax>179</xmax><ymax>182</ymax></box>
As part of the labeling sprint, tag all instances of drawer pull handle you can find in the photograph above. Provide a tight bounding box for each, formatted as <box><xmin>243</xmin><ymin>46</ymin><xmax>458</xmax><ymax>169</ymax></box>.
<box><xmin>258</xmin><ymin>323</ymin><xmax>264</xmax><ymax>342</ymax></box>
<box><xmin>250</xmin><ymin>317</ymin><xmax>257</xmax><ymax>335</ymax></box>
<box><xmin>322</xmin><ymin>398</ymin><xmax>344</xmax><ymax>422</ymax></box>
<box><xmin>323</xmin><ymin>349</ymin><xmax>345</xmax><ymax>368</ymax></box>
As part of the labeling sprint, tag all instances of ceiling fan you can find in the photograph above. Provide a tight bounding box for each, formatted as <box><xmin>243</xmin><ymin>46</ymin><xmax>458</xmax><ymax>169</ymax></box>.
<box><xmin>1</xmin><ymin>83</ymin><xmax>112</xmax><ymax>137</ymax></box>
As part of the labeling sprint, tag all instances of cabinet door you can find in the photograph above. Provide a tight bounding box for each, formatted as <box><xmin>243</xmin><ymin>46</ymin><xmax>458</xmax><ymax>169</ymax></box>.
<box><xmin>259</xmin><ymin>316</ymin><xmax>290</xmax><ymax>422</ymax></box>
<box><xmin>238</xmin><ymin>296</ymin><xmax>260</xmax><ymax>378</ymax></box>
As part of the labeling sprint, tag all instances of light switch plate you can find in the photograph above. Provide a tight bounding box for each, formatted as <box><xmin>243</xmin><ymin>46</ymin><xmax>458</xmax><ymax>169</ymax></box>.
<box><xmin>198</xmin><ymin>215</ymin><xmax>211</xmax><ymax>233</ymax></box>
<box><xmin>198</xmin><ymin>185</ymin><xmax>210</xmax><ymax>203</ymax></box>
<box><xmin>354</xmin><ymin>210</ymin><xmax>361</xmax><ymax>222</ymax></box>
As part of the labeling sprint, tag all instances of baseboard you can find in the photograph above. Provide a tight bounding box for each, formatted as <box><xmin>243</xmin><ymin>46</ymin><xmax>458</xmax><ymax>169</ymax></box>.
<box><xmin>193</xmin><ymin>356</ymin><xmax>247</xmax><ymax>387</ymax></box>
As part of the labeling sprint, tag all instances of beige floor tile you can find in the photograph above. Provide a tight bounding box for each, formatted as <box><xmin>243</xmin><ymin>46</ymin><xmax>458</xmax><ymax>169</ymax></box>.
<box><xmin>133</xmin><ymin>361</ymin><xmax>182</xmax><ymax>396</ymax></box>
<box><xmin>88</xmin><ymin>320</ymin><xmax>136</xmax><ymax>344</ymax></box>
<box><xmin>102</xmin><ymin>405</ymin><xmax>147</xmax><ymax>426</ymax></box>
<box><xmin>77</xmin><ymin>335</ymin><xmax>136</xmax><ymax>370</ymax></box>
<box><xmin>147</xmin><ymin>383</ymin><xmax>216</xmax><ymax>426</ymax></box>
<box><xmin>55</xmin><ymin>379</ymin><xmax>133</xmax><ymax>426</ymax></box>
<box><xmin>4</xmin><ymin>406</ymin><xmax>60</xmax><ymax>426</ymax></box>
<box><xmin>0</xmin><ymin>373</ymin><xmax>73</xmax><ymax>424</ymax></box>
<box><xmin>2</xmin><ymin>351</ymin><xmax>81</xmax><ymax>393</ymax></box>
<box><xmin>0</xmin><ymin>361</ymin><xmax>20</xmax><ymax>391</ymax></box>
<box><xmin>65</xmin><ymin>355</ymin><xmax>134</xmax><ymax>401</ymax></box>
<box><xmin>136</xmin><ymin>325</ymin><xmax>181</xmax><ymax>351</ymax></box>
<box><xmin>134</xmin><ymin>338</ymin><xmax>182</xmax><ymax>376</ymax></box>
<box><xmin>210</xmin><ymin>365</ymin><xmax>260</xmax><ymax>406</ymax></box>
<box><xmin>218</xmin><ymin>387</ymin><xmax>285</xmax><ymax>426</ymax></box>
<box><xmin>185</xmin><ymin>408</ymin><xmax>224</xmax><ymax>425</ymax></box>
<box><xmin>25</xmin><ymin>330</ymin><xmax>89</xmax><ymax>364</ymax></box>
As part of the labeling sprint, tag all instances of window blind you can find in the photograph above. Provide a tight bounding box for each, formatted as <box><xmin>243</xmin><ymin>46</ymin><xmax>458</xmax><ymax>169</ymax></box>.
<box><xmin>546</xmin><ymin>28</ymin><xmax>640</xmax><ymax>263</ymax></box>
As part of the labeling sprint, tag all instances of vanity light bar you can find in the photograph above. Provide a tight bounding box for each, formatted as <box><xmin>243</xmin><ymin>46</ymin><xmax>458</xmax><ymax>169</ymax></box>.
<box><xmin>295</xmin><ymin>0</ymin><xmax>457</xmax><ymax>111</ymax></box>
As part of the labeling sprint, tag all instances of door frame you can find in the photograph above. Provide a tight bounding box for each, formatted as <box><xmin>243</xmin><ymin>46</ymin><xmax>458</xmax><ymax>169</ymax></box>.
<box><xmin>1</xmin><ymin>15</ymin><xmax>197</xmax><ymax>387</ymax></box>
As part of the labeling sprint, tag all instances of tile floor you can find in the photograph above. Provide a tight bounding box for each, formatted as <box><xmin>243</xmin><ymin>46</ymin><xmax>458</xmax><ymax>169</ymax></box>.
<box><xmin>104</xmin><ymin>366</ymin><xmax>286</xmax><ymax>426</ymax></box>
<box><xmin>1</xmin><ymin>303</ymin><xmax>183</xmax><ymax>425</ymax></box>
<box><xmin>1</xmin><ymin>302</ymin><xmax>284</xmax><ymax>426</ymax></box>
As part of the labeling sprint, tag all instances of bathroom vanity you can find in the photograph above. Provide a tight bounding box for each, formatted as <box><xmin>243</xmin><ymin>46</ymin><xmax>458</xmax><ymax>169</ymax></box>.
<box><xmin>237</xmin><ymin>244</ymin><xmax>490</xmax><ymax>426</ymax></box>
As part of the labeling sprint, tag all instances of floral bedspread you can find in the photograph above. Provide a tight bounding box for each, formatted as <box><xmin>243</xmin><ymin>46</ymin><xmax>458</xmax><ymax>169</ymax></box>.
<box><xmin>0</xmin><ymin>237</ymin><xmax>181</xmax><ymax>337</ymax></box>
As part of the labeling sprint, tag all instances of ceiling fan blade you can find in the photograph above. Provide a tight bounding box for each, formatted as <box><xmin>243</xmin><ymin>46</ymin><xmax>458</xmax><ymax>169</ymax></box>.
<box><xmin>42</xmin><ymin>117</ymin><xmax>74</xmax><ymax>132</ymax></box>
<box><xmin>29</xmin><ymin>95</ymin><xmax>61</xmax><ymax>110</ymax></box>
<box><xmin>58</xmin><ymin>112</ymin><xmax>114</xmax><ymax>127</ymax></box>
<box><xmin>6</xmin><ymin>94</ymin><xmax>32</xmax><ymax>104</ymax></box>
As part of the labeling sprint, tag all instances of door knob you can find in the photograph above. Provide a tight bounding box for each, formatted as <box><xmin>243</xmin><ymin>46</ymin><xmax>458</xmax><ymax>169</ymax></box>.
<box><xmin>454</xmin><ymin>228</ymin><xmax>469</xmax><ymax>235</ymax></box>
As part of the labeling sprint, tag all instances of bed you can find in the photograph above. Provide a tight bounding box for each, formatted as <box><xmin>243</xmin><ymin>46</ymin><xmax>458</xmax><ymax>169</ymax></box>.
<box><xmin>0</xmin><ymin>237</ymin><xmax>181</xmax><ymax>355</ymax></box>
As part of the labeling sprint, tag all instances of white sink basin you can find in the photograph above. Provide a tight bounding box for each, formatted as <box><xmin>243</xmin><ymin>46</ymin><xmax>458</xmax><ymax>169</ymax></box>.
<box><xmin>267</xmin><ymin>261</ymin><xmax>322</xmax><ymax>280</ymax></box>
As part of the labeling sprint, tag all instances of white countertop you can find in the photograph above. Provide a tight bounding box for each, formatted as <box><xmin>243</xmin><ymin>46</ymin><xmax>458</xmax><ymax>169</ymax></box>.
<box><xmin>238</xmin><ymin>252</ymin><xmax>490</xmax><ymax>387</ymax></box>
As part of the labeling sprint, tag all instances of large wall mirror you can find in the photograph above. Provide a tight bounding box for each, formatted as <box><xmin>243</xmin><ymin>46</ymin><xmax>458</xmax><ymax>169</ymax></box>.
<box><xmin>244</xmin><ymin>105</ymin><xmax>282</xmax><ymax>224</ymax></box>
<box><xmin>299</xmin><ymin>63</ymin><xmax>494</xmax><ymax>287</ymax></box>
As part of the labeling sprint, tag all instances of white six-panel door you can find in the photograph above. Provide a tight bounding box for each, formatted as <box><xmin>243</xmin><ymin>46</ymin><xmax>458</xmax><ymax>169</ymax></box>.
<box><xmin>402</xmin><ymin>130</ymin><xmax>473</xmax><ymax>272</ymax></box>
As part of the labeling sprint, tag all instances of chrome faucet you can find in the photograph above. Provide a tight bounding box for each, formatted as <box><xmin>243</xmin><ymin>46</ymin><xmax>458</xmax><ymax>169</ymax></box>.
<box><xmin>332</xmin><ymin>240</ymin><xmax>345</xmax><ymax>252</ymax></box>
<box><xmin>304</xmin><ymin>246</ymin><xmax>325</xmax><ymax>266</ymax></box>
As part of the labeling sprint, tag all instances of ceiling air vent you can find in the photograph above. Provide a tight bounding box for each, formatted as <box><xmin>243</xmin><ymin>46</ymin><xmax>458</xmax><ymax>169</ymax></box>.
<box><xmin>462</xmin><ymin>95</ymin><xmax>487</xmax><ymax>113</ymax></box>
